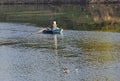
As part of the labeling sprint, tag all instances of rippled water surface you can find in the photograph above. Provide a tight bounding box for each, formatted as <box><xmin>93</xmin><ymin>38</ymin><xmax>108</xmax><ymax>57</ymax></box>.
<box><xmin>0</xmin><ymin>23</ymin><xmax>120</xmax><ymax>81</ymax></box>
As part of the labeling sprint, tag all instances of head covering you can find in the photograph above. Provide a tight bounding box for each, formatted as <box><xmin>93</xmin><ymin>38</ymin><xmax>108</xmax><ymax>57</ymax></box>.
<box><xmin>53</xmin><ymin>21</ymin><xmax>56</xmax><ymax>24</ymax></box>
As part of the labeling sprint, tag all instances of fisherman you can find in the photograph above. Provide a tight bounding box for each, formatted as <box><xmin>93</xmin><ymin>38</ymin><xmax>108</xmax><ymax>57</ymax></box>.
<box><xmin>36</xmin><ymin>21</ymin><xmax>63</xmax><ymax>34</ymax></box>
<box><xmin>48</xmin><ymin>21</ymin><xmax>58</xmax><ymax>30</ymax></box>
<box><xmin>52</xmin><ymin>21</ymin><xmax>58</xmax><ymax>30</ymax></box>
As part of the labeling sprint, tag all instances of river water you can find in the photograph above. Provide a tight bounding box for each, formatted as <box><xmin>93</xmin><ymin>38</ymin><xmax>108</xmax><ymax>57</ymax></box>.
<box><xmin>0</xmin><ymin>23</ymin><xmax>120</xmax><ymax>81</ymax></box>
<box><xmin>0</xmin><ymin>4</ymin><xmax>120</xmax><ymax>81</ymax></box>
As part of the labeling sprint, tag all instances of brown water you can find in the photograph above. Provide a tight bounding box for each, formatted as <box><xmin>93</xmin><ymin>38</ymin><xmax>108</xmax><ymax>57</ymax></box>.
<box><xmin>0</xmin><ymin>4</ymin><xmax>120</xmax><ymax>81</ymax></box>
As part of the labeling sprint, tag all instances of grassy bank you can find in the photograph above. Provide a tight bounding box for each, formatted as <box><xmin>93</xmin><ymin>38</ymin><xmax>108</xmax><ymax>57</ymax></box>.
<box><xmin>0</xmin><ymin>0</ymin><xmax>120</xmax><ymax>5</ymax></box>
<box><xmin>0</xmin><ymin>4</ymin><xmax>120</xmax><ymax>32</ymax></box>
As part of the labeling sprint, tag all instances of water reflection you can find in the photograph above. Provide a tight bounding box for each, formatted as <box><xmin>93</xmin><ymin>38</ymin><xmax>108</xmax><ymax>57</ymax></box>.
<box><xmin>62</xmin><ymin>31</ymin><xmax>120</xmax><ymax>81</ymax></box>
<box><xmin>0</xmin><ymin>4</ymin><xmax>120</xmax><ymax>81</ymax></box>
<box><xmin>75</xmin><ymin>31</ymin><xmax>120</xmax><ymax>64</ymax></box>
<box><xmin>54</xmin><ymin>35</ymin><xmax>58</xmax><ymax>49</ymax></box>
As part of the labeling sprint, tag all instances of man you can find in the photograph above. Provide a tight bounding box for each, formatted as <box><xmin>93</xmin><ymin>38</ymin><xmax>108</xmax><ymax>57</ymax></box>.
<box><xmin>49</xmin><ymin>21</ymin><xmax>58</xmax><ymax>30</ymax></box>
<box><xmin>52</xmin><ymin>21</ymin><xmax>57</xmax><ymax>30</ymax></box>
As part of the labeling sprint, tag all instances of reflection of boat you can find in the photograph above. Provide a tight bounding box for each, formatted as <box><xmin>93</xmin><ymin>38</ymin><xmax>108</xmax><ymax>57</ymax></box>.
<box><xmin>42</xmin><ymin>28</ymin><xmax>63</xmax><ymax>34</ymax></box>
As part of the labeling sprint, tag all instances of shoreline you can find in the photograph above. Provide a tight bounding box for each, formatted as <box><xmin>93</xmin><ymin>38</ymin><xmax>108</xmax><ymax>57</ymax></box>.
<box><xmin>0</xmin><ymin>2</ymin><xmax>120</xmax><ymax>5</ymax></box>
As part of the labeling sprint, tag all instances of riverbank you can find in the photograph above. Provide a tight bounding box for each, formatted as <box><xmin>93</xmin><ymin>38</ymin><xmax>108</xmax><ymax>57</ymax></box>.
<box><xmin>0</xmin><ymin>4</ymin><xmax>119</xmax><ymax>32</ymax></box>
<box><xmin>0</xmin><ymin>1</ymin><xmax>120</xmax><ymax>5</ymax></box>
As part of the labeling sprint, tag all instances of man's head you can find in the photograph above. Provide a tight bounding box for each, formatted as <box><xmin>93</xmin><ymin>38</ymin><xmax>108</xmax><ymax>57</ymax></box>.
<box><xmin>53</xmin><ymin>21</ymin><xmax>56</xmax><ymax>24</ymax></box>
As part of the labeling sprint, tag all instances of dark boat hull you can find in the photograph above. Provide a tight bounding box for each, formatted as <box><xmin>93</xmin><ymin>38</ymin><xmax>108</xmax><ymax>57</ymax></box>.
<box><xmin>42</xmin><ymin>29</ymin><xmax>63</xmax><ymax>34</ymax></box>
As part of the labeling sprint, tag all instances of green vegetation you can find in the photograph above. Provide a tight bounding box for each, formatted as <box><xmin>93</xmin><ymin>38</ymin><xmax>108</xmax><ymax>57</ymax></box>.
<box><xmin>0</xmin><ymin>0</ymin><xmax>119</xmax><ymax>4</ymax></box>
<box><xmin>0</xmin><ymin>4</ymin><xmax>120</xmax><ymax>32</ymax></box>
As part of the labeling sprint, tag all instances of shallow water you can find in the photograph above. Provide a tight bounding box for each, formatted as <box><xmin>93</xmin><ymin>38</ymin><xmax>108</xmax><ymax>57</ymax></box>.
<box><xmin>0</xmin><ymin>23</ymin><xmax>120</xmax><ymax>81</ymax></box>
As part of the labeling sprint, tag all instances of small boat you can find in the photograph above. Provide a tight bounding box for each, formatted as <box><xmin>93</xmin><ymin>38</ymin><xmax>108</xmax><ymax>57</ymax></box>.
<box><xmin>36</xmin><ymin>21</ymin><xmax>63</xmax><ymax>34</ymax></box>
<box><xmin>42</xmin><ymin>28</ymin><xmax>63</xmax><ymax>34</ymax></box>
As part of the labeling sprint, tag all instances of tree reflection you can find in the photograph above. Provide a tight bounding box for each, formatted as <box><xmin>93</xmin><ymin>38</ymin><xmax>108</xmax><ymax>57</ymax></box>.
<box><xmin>77</xmin><ymin>33</ymin><xmax>117</xmax><ymax>66</ymax></box>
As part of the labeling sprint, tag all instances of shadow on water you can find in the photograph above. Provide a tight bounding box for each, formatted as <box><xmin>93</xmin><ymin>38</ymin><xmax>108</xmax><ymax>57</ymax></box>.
<box><xmin>0</xmin><ymin>42</ymin><xmax>19</xmax><ymax>46</ymax></box>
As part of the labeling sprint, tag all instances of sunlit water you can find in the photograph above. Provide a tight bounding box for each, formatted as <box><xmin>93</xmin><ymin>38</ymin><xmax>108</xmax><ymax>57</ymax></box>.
<box><xmin>0</xmin><ymin>23</ymin><xmax>120</xmax><ymax>81</ymax></box>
